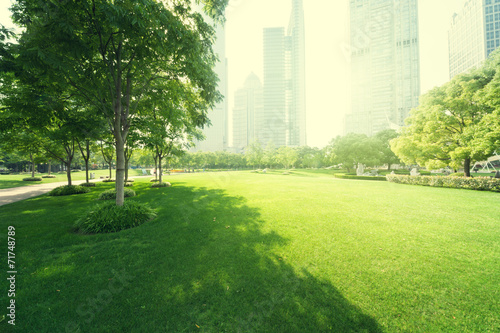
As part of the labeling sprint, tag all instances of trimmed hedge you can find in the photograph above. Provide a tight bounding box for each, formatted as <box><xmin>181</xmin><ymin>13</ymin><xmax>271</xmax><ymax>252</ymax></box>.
<box><xmin>42</xmin><ymin>175</ymin><xmax>57</xmax><ymax>178</ymax></box>
<box><xmin>386</xmin><ymin>174</ymin><xmax>500</xmax><ymax>192</ymax></box>
<box><xmin>102</xmin><ymin>179</ymin><xmax>115</xmax><ymax>182</ymax></box>
<box><xmin>23</xmin><ymin>177</ymin><xmax>42</xmax><ymax>181</ymax></box>
<box><xmin>49</xmin><ymin>185</ymin><xmax>90</xmax><ymax>196</ymax></box>
<box><xmin>74</xmin><ymin>200</ymin><xmax>157</xmax><ymax>234</ymax></box>
<box><xmin>150</xmin><ymin>178</ymin><xmax>160</xmax><ymax>182</ymax></box>
<box><xmin>334</xmin><ymin>174</ymin><xmax>386</xmax><ymax>181</ymax></box>
<box><xmin>98</xmin><ymin>188</ymin><xmax>136</xmax><ymax>200</ymax></box>
<box><xmin>80</xmin><ymin>182</ymin><xmax>96</xmax><ymax>187</ymax></box>
<box><xmin>151</xmin><ymin>182</ymin><xmax>171</xmax><ymax>188</ymax></box>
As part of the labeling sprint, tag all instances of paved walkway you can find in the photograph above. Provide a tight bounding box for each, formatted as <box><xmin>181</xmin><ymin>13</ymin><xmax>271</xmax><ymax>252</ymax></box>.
<box><xmin>0</xmin><ymin>176</ymin><xmax>154</xmax><ymax>207</ymax></box>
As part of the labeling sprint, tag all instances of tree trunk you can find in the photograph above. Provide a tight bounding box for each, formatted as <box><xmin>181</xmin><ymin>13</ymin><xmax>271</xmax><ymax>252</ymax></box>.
<box><xmin>66</xmin><ymin>162</ymin><xmax>72</xmax><ymax>186</ymax></box>
<box><xmin>115</xmin><ymin>135</ymin><xmax>126</xmax><ymax>206</ymax></box>
<box><xmin>48</xmin><ymin>159</ymin><xmax>52</xmax><ymax>176</ymax></box>
<box><xmin>109</xmin><ymin>162</ymin><xmax>112</xmax><ymax>179</ymax></box>
<box><xmin>464</xmin><ymin>158</ymin><xmax>471</xmax><ymax>177</ymax></box>
<box><xmin>125</xmin><ymin>158</ymin><xmax>129</xmax><ymax>182</ymax></box>
<box><xmin>30</xmin><ymin>153</ymin><xmax>35</xmax><ymax>178</ymax></box>
<box><xmin>159</xmin><ymin>155</ymin><xmax>163</xmax><ymax>183</ymax></box>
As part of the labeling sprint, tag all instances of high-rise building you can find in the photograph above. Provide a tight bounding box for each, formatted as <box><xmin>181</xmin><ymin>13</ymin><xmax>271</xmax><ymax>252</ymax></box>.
<box><xmin>232</xmin><ymin>73</ymin><xmax>264</xmax><ymax>150</ymax></box>
<box><xmin>449</xmin><ymin>0</ymin><xmax>500</xmax><ymax>79</ymax></box>
<box><xmin>346</xmin><ymin>0</ymin><xmax>420</xmax><ymax>136</ymax></box>
<box><xmin>192</xmin><ymin>22</ymin><xmax>228</xmax><ymax>152</ymax></box>
<box><xmin>262</xmin><ymin>27</ymin><xmax>287</xmax><ymax>146</ymax></box>
<box><xmin>261</xmin><ymin>0</ymin><xmax>306</xmax><ymax>147</ymax></box>
<box><xmin>287</xmin><ymin>0</ymin><xmax>307</xmax><ymax>146</ymax></box>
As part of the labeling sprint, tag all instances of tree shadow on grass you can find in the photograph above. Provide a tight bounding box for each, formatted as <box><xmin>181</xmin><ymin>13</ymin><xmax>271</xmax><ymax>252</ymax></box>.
<box><xmin>5</xmin><ymin>182</ymin><xmax>382</xmax><ymax>332</ymax></box>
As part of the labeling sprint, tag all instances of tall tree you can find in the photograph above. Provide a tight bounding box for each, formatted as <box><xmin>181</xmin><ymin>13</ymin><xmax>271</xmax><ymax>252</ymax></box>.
<box><xmin>11</xmin><ymin>0</ymin><xmax>227</xmax><ymax>205</ymax></box>
<box><xmin>391</xmin><ymin>69</ymin><xmax>494</xmax><ymax>177</ymax></box>
<box><xmin>326</xmin><ymin>133</ymin><xmax>378</xmax><ymax>173</ymax></box>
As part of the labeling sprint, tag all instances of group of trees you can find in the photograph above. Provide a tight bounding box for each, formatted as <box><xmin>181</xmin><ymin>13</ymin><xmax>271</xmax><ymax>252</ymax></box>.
<box><xmin>391</xmin><ymin>50</ymin><xmax>500</xmax><ymax>177</ymax></box>
<box><xmin>0</xmin><ymin>0</ymin><xmax>229</xmax><ymax>205</ymax></box>
<box><xmin>325</xmin><ymin>130</ymin><xmax>401</xmax><ymax>173</ymax></box>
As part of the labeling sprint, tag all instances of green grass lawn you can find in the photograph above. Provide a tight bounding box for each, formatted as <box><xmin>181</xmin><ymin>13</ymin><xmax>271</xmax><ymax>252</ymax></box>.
<box><xmin>0</xmin><ymin>170</ymin><xmax>498</xmax><ymax>332</ymax></box>
<box><xmin>0</xmin><ymin>169</ymin><xmax>146</xmax><ymax>189</ymax></box>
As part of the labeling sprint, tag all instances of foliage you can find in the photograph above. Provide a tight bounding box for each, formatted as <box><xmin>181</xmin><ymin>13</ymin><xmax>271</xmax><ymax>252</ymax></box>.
<box><xmin>80</xmin><ymin>182</ymin><xmax>96</xmax><ymax>187</ymax></box>
<box><xmin>74</xmin><ymin>200</ymin><xmax>156</xmax><ymax>234</ymax></box>
<box><xmin>386</xmin><ymin>174</ymin><xmax>500</xmax><ymax>192</ymax></box>
<box><xmin>245</xmin><ymin>140</ymin><xmax>264</xmax><ymax>168</ymax></box>
<box><xmin>48</xmin><ymin>185</ymin><xmax>90</xmax><ymax>196</ymax></box>
<box><xmin>333</xmin><ymin>174</ymin><xmax>386</xmax><ymax>181</ymax></box>
<box><xmin>42</xmin><ymin>175</ymin><xmax>56</xmax><ymax>178</ymax></box>
<box><xmin>22</xmin><ymin>177</ymin><xmax>42</xmax><ymax>181</ymax></box>
<box><xmin>98</xmin><ymin>188</ymin><xmax>136</xmax><ymax>201</ymax></box>
<box><xmin>326</xmin><ymin>133</ymin><xmax>379</xmax><ymax>172</ymax></box>
<box><xmin>10</xmin><ymin>0</ymin><xmax>228</xmax><ymax>206</ymax></box>
<box><xmin>391</xmin><ymin>67</ymin><xmax>496</xmax><ymax>177</ymax></box>
<box><xmin>275</xmin><ymin>146</ymin><xmax>299</xmax><ymax>169</ymax></box>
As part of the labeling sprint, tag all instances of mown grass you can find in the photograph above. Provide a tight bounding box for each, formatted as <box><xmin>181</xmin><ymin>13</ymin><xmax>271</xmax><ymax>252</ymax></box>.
<box><xmin>0</xmin><ymin>169</ymin><xmax>145</xmax><ymax>189</ymax></box>
<box><xmin>0</xmin><ymin>170</ymin><xmax>498</xmax><ymax>332</ymax></box>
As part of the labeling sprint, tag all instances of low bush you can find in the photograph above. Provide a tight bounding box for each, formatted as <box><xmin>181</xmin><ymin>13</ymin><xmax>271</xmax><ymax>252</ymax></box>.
<box><xmin>151</xmin><ymin>182</ymin><xmax>171</xmax><ymax>188</ymax></box>
<box><xmin>102</xmin><ymin>179</ymin><xmax>115</xmax><ymax>183</ymax></box>
<box><xmin>334</xmin><ymin>174</ymin><xmax>386</xmax><ymax>181</ymax></box>
<box><xmin>49</xmin><ymin>185</ymin><xmax>90</xmax><ymax>196</ymax></box>
<box><xmin>22</xmin><ymin>177</ymin><xmax>42</xmax><ymax>181</ymax></box>
<box><xmin>80</xmin><ymin>182</ymin><xmax>96</xmax><ymax>187</ymax></box>
<box><xmin>126</xmin><ymin>179</ymin><xmax>134</xmax><ymax>182</ymax></box>
<box><xmin>74</xmin><ymin>200</ymin><xmax>157</xmax><ymax>234</ymax></box>
<box><xmin>98</xmin><ymin>188</ymin><xmax>136</xmax><ymax>200</ymax></box>
<box><xmin>42</xmin><ymin>175</ymin><xmax>57</xmax><ymax>178</ymax></box>
<box><xmin>150</xmin><ymin>178</ymin><xmax>160</xmax><ymax>182</ymax></box>
<box><xmin>386</xmin><ymin>174</ymin><xmax>500</xmax><ymax>192</ymax></box>
<box><xmin>124</xmin><ymin>182</ymin><xmax>134</xmax><ymax>187</ymax></box>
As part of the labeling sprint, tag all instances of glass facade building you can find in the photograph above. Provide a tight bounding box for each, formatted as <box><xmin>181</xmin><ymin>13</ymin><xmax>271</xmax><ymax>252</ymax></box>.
<box><xmin>346</xmin><ymin>0</ymin><xmax>420</xmax><ymax>136</ymax></box>
<box><xmin>192</xmin><ymin>23</ymin><xmax>228</xmax><ymax>152</ymax></box>
<box><xmin>261</xmin><ymin>0</ymin><xmax>306</xmax><ymax>147</ymax></box>
<box><xmin>449</xmin><ymin>0</ymin><xmax>500</xmax><ymax>79</ymax></box>
<box><xmin>232</xmin><ymin>73</ymin><xmax>264</xmax><ymax>150</ymax></box>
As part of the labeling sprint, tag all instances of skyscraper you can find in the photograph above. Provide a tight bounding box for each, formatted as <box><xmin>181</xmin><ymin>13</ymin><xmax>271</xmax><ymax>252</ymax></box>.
<box><xmin>262</xmin><ymin>27</ymin><xmax>287</xmax><ymax>146</ymax></box>
<box><xmin>287</xmin><ymin>0</ymin><xmax>307</xmax><ymax>146</ymax></box>
<box><xmin>192</xmin><ymin>21</ymin><xmax>228</xmax><ymax>152</ymax></box>
<box><xmin>449</xmin><ymin>0</ymin><xmax>500</xmax><ymax>79</ymax></box>
<box><xmin>346</xmin><ymin>0</ymin><xmax>420</xmax><ymax>136</ymax></box>
<box><xmin>261</xmin><ymin>0</ymin><xmax>306</xmax><ymax>147</ymax></box>
<box><xmin>232</xmin><ymin>73</ymin><xmax>264</xmax><ymax>150</ymax></box>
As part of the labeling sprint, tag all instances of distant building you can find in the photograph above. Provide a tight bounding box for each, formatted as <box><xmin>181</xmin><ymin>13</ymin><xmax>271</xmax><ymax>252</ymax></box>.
<box><xmin>232</xmin><ymin>73</ymin><xmax>264</xmax><ymax>150</ymax></box>
<box><xmin>261</xmin><ymin>0</ymin><xmax>306</xmax><ymax>147</ymax></box>
<box><xmin>192</xmin><ymin>22</ymin><xmax>228</xmax><ymax>152</ymax></box>
<box><xmin>262</xmin><ymin>27</ymin><xmax>287</xmax><ymax>146</ymax></box>
<box><xmin>449</xmin><ymin>0</ymin><xmax>500</xmax><ymax>79</ymax></box>
<box><xmin>345</xmin><ymin>0</ymin><xmax>420</xmax><ymax>136</ymax></box>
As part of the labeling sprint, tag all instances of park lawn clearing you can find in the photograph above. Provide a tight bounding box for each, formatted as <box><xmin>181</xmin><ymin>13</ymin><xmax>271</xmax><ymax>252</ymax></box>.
<box><xmin>0</xmin><ymin>169</ymin><xmax>145</xmax><ymax>190</ymax></box>
<box><xmin>0</xmin><ymin>170</ymin><xmax>498</xmax><ymax>332</ymax></box>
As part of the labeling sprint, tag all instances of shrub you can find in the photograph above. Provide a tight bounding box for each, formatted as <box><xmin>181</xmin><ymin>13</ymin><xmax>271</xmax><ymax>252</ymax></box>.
<box><xmin>386</xmin><ymin>174</ymin><xmax>500</xmax><ymax>192</ymax></box>
<box><xmin>334</xmin><ymin>174</ymin><xmax>386</xmax><ymax>181</ymax></box>
<box><xmin>74</xmin><ymin>200</ymin><xmax>157</xmax><ymax>234</ymax></box>
<box><xmin>151</xmin><ymin>182</ymin><xmax>171</xmax><ymax>188</ymax></box>
<box><xmin>23</xmin><ymin>177</ymin><xmax>42</xmax><ymax>181</ymax></box>
<box><xmin>126</xmin><ymin>179</ymin><xmax>134</xmax><ymax>182</ymax></box>
<box><xmin>102</xmin><ymin>179</ymin><xmax>115</xmax><ymax>182</ymax></box>
<box><xmin>98</xmin><ymin>188</ymin><xmax>136</xmax><ymax>200</ymax></box>
<box><xmin>49</xmin><ymin>185</ymin><xmax>90</xmax><ymax>196</ymax></box>
<box><xmin>80</xmin><ymin>182</ymin><xmax>96</xmax><ymax>187</ymax></box>
<box><xmin>150</xmin><ymin>178</ymin><xmax>160</xmax><ymax>182</ymax></box>
<box><xmin>42</xmin><ymin>175</ymin><xmax>57</xmax><ymax>178</ymax></box>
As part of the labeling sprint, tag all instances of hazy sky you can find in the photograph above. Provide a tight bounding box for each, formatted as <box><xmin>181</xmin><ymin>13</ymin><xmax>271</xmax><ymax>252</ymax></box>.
<box><xmin>1</xmin><ymin>0</ymin><xmax>468</xmax><ymax>148</ymax></box>
<box><xmin>225</xmin><ymin>0</ymin><xmax>466</xmax><ymax>148</ymax></box>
